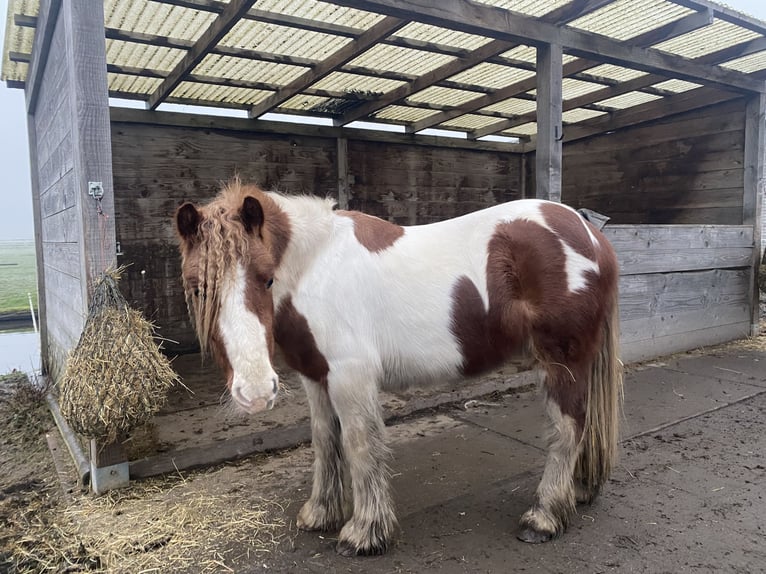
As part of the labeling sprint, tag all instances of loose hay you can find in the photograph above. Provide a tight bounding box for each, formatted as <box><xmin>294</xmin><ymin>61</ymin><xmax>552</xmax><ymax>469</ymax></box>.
<box><xmin>61</xmin><ymin>475</ymin><xmax>286</xmax><ymax>573</ymax></box>
<box><xmin>58</xmin><ymin>269</ymin><xmax>181</xmax><ymax>443</ymax></box>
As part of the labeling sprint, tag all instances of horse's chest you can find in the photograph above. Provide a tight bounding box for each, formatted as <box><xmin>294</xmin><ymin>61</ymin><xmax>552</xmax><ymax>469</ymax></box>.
<box><xmin>273</xmin><ymin>297</ymin><xmax>329</xmax><ymax>385</ymax></box>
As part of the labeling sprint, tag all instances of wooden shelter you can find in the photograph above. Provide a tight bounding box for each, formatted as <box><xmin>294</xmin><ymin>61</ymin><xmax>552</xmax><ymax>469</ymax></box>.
<box><xmin>3</xmin><ymin>0</ymin><xmax>765</xmax><ymax>487</ymax></box>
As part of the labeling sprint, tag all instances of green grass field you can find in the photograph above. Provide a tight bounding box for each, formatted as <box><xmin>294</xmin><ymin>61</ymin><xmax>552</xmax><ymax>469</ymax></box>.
<box><xmin>0</xmin><ymin>240</ymin><xmax>38</xmax><ymax>315</ymax></box>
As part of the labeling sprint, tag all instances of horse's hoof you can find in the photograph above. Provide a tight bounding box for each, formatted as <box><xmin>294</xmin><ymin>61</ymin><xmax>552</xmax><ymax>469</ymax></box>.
<box><xmin>335</xmin><ymin>539</ymin><xmax>388</xmax><ymax>557</ymax></box>
<box><xmin>517</xmin><ymin>526</ymin><xmax>554</xmax><ymax>544</ymax></box>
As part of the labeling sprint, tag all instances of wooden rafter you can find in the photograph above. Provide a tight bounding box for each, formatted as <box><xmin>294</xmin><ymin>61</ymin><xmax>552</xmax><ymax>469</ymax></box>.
<box><xmin>328</xmin><ymin>0</ymin><xmax>763</xmax><ymax>93</ymax></box>
<box><xmin>248</xmin><ymin>16</ymin><xmax>406</xmax><ymax>118</ymax></box>
<box><xmin>333</xmin><ymin>0</ymin><xmax>613</xmax><ymax>126</ymax></box>
<box><xmin>408</xmin><ymin>8</ymin><xmax>714</xmax><ymax>134</ymax></box>
<box><xmin>471</xmin><ymin>33</ymin><xmax>766</xmax><ymax>139</ymax></box>
<box><xmin>146</xmin><ymin>0</ymin><xmax>259</xmax><ymax>110</ymax></box>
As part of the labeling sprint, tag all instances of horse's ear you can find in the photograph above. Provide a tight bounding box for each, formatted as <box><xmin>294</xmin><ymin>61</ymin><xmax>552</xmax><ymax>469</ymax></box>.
<box><xmin>176</xmin><ymin>202</ymin><xmax>201</xmax><ymax>242</ymax></box>
<box><xmin>240</xmin><ymin>196</ymin><xmax>264</xmax><ymax>234</ymax></box>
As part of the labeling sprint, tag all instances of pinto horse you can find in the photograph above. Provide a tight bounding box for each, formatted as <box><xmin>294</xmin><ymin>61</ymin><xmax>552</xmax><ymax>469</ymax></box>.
<box><xmin>175</xmin><ymin>180</ymin><xmax>623</xmax><ymax>556</ymax></box>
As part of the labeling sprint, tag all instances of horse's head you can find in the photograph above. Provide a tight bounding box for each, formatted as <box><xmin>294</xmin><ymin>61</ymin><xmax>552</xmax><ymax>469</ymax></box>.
<box><xmin>175</xmin><ymin>185</ymin><xmax>283</xmax><ymax>414</ymax></box>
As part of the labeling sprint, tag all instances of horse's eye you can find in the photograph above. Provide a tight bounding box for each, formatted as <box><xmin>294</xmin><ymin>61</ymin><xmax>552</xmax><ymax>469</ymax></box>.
<box><xmin>265</xmin><ymin>278</ymin><xmax>274</xmax><ymax>289</ymax></box>
<box><xmin>193</xmin><ymin>288</ymin><xmax>200</xmax><ymax>297</ymax></box>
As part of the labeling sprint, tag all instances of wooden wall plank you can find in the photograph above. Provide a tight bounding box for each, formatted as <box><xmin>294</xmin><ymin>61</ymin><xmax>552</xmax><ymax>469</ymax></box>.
<box><xmin>603</xmin><ymin>224</ymin><xmax>752</xmax><ymax>250</ymax></box>
<box><xmin>39</xmin><ymin>170</ymin><xmax>77</xmax><ymax>218</ymax></box>
<box><xmin>562</xmin><ymin>100</ymin><xmax>747</xmax><ymax>225</ymax></box>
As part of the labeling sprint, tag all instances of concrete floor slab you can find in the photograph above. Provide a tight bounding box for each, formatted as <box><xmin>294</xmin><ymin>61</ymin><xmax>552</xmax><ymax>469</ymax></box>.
<box><xmin>621</xmin><ymin>366</ymin><xmax>763</xmax><ymax>438</ymax></box>
<box><xmin>662</xmin><ymin>349</ymin><xmax>766</xmax><ymax>388</ymax></box>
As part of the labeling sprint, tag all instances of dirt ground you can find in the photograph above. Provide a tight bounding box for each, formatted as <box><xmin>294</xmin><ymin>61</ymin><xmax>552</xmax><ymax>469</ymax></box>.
<box><xmin>1</xmin><ymin>326</ymin><xmax>765</xmax><ymax>573</ymax></box>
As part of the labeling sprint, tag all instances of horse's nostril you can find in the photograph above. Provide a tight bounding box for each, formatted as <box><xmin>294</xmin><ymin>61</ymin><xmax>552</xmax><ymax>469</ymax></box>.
<box><xmin>267</xmin><ymin>399</ymin><xmax>274</xmax><ymax>410</ymax></box>
<box><xmin>272</xmin><ymin>377</ymin><xmax>278</xmax><ymax>394</ymax></box>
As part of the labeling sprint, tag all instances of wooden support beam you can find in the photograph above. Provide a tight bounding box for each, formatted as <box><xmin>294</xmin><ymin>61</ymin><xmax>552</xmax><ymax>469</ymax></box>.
<box><xmin>335</xmin><ymin>39</ymin><xmax>510</xmax><ymax>126</ymax></box>
<box><xmin>472</xmin><ymin>32</ymin><xmax>766</xmax><ymax>139</ymax></box>
<box><xmin>330</xmin><ymin>0</ymin><xmax>763</xmax><ymax>93</ymax></box>
<box><xmin>147</xmin><ymin>0</ymin><xmax>259</xmax><ymax>109</ymax></box>
<box><xmin>24</xmin><ymin>0</ymin><xmax>62</xmax><ymax>114</ymax></box>
<box><xmin>534</xmin><ymin>85</ymin><xmax>742</xmax><ymax>148</ymax></box>
<box><xmin>535</xmin><ymin>43</ymin><xmax>563</xmax><ymax>202</ymax></box>
<box><xmin>410</xmin><ymin>8</ymin><xmax>714</xmax><ymax>134</ymax></box>
<box><xmin>248</xmin><ymin>16</ymin><xmax>406</xmax><ymax>118</ymax></box>
<box><xmin>337</xmin><ymin>137</ymin><xmax>349</xmax><ymax>209</ymax></box>
<box><xmin>333</xmin><ymin>0</ymin><xmax>613</xmax><ymax>126</ymax></box>
<box><xmin>743</xmin><ymin>93</ymin><xmax>765</xmax><ymax>336</ymax></box>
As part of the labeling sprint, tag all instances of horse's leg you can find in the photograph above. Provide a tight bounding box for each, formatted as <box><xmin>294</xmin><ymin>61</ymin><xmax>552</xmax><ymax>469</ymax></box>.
<box><xmin>296</xmin><ymin>377</ymin><xmax>349</xmax><ymax>532</ymax></box>
<box><xmin>518</xmin><ymin>364</ymin><xmax>587</xmax><ymax>543</ymax></box>
<box><xmin>328</xmin><ymin>369</ymin><xmax>396</xmax><ymax>556</ymax></box>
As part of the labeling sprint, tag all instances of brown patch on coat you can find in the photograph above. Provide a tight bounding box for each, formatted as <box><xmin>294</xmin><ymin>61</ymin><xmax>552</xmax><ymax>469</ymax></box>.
<box><xmin>540</xmin><ymin>202</ymin><xmax>596</xmax><ymax>260</ymax></box>
<box><xmin>450</xmin><ymin>214</ymin><xmax>619</xmax><ymax>430</ymax></box>
<box><xmin>338</xmin><ymin>211</ymin><xmax>404</xmax><ymax>253</ymax></box>
<box><xmin>274</xmin><ymin>296</ymin><xmax>330</xmax><ymax>387</ymax></box>
<box><xmin>175</xmin><ymin>180</ymin><xmax>291</xmax><ymax>384</ymax></box>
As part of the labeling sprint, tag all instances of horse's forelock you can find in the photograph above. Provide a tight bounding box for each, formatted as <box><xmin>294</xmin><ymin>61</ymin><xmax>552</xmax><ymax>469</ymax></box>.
<box><xmin>186</xmin><ymin>201</ymin><xmax>252</xmax><ymax>356</ymax></box>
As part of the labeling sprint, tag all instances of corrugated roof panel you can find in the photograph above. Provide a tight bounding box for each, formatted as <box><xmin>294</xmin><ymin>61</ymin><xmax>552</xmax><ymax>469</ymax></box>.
<box><xmin>223</xmin><ymin>20</ymin><xmax>350</xmax><ymax>60</ymax></box>
<box><xmin>569</xmin><ymin>0</ymin><xmax>692</xmax><ymax>42</ymax></box>
<box><xmin>499</xmin><ymin>44</ymin><xmax>578</xmax><ymax>65</ymax></box>
<box><xmin>598</xmin><ymin>91</ymin><xmax>664</xmax><ymax>109</ymax></box>
<box><xmin>720</xmin><ymin>51</ymin><xmax>766</xmax><ymax>73</ymax></box>
<box><xmin>311</xmin><ymin>72</ymin><xmax>404</xmax><ymax>94</ymax></box>
<box><xmin>408</xmin><ymin>86</ymin><xmax>482</xmax><ymax>108</ymax></box>
<box><xmin>650</xmin><ymin>79</ymin><xmax>701</xmax><ymax>93</ymax></box>
<box><xmin>349</xmin><ymin>45</ymin><xmax>455</xmax><ymax>75</ymax></box>
<box><xmin>585</xmin><ymin>64</ymin><xmax>648</xmax><ymax>82</ymax></box>
<box><xmin>472</xmin><ymin>0</ymin><xmax>572</xmax><ymax>18</ymax></box>
<box><xmin>392</xmin><ymin>22</ymin><xmax>492</xmax><ymax>51</ymax></box>
<box><xmin>172</xmin><ymin>82</ymin><xmax>272</xmax><ymax>106</ymax></box>
<box><xmin>561</xmin><ymin>78</ymin><xmax>605</xmax><ymax>100</ymax></box>
<box><xmin>108</xmin><ymin>73</ymin><xmax>162</xmax><ymax>95</ymax></box>
<box><xmin>374</xmin><ymin>105</ymin><xmax>441</xmax><ymax>123</ymax></box>
<box><xmin>481</xmin><ymin>98</ymin><xmax>537</xmax><ymax>116</ymax></box>
<box><xmin>449</xmin><ymin>63</ymin><xmax>535</xmax><ymax>90</ymax></box>
<box><xmin>503</xmin><ymin>122</ymin><xmax>537</xmax><ymax>136</ymax></box>
<box><xmin>255</xmin><ymin>0</ymin><xmax>383</xmax><ymax>28</ymax></box>
<box><xmin>441</xmin><ymin>114</ymin><xmax>503</xmax><ymax>131</ymax></box>
<box><xmin>106</xmin><ymin>40</ymin><xmax>186</xmax><ymax>73</ymax></box>
<box><xmin>194</xmin><ymin>54</ymin><xmax>306</xmax><ymax>85</ymax></box>
<box><xmin>562</xmin><ymin>108</ymin><xmax>607</xmax><ymax>122</ymax></box>
<box><xmin>654</xmin><ymin>19</ymin><xmax>761</xmax><ymax>58</ymax></box>
<box><xmin>104</xmin><ymin>0</ymin><xmax>216</xmax><ymax>42</ymax></box>
<box><xmin>2</xmin><ymin>0</ymin><xmax>37</xmax><ymax>82</ymax></box>
<box><xmin>278</xmin><ymin>94</ymin><xmax>335</xmax><ymax>113</ymax></box>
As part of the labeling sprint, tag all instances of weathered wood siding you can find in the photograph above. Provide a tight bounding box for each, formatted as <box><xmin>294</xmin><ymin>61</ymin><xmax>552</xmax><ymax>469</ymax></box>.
<box><xmin>31</xmin><ymin>5</ymin><xmax>82</xmax><ymax>379</ymax></box>
<box><xmin>110</xmin><ymin>122</ymin><xmax>337</xmax><ymax>350</ymax></box>
<box><xmin>26</xmin><ymin>0</ymin><xmax>116</xmax><ymax>380</ymax></box>
<box><xmin>348</xmin><ymin>140</ymin><xmax>522</xmax><ymax>224</ymax></box>
<box><xmin>560</xmin><ymin>100</ymin><xmax>747</xmax><ymax>225</ymax></box>
<box><xmin>608</xmin><ymin>225</ymin><xmax>753</xmax><ymax>362</ymax></box>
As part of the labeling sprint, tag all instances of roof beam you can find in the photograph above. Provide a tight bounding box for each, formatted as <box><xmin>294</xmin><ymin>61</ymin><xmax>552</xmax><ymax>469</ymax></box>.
<box><xmin>146</xmin><ymin>0</ymin><xmax>259</xmax><ymax>110</ymax></box>
<box><xmin>248</xmin><ymin>16</ymin><xmax>406</xmax><ymax>118</ymax></box>
<box><xmin>405</xmin><ymin>7</ymin><xmax>715</xmax><ymax>133</ymax></box>
<box><xmin>334</xmin><ymin>39</ymin><xmax>510</xmax><ymax>126</ymax></box>
<box><xmin>333</xmin><ymin>0</ymin><xmax>613</xmax><ymax>126</ymax></box>
<box><xmin>328</xmin><ymin>0</ymin><xmax>763</xmax><ymax>93</ymax></box>
<box><xmin>472</xmin><ymin>32</ymin><xmax>766</xmax><ymax>139</ymax></box>
<box><xmin>550</xmin><ymin>85</ymin><xmax>741</xmax><ymax>146</ymax></box>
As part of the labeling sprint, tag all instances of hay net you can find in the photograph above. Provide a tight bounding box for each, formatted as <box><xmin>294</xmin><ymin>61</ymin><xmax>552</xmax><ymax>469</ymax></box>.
<box><xmin>59</xmin><ymin>267</ymin><xmax>180</xmax><ymax>443</ymax></box>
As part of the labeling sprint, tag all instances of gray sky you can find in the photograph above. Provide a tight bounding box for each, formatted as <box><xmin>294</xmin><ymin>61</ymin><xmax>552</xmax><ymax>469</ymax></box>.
<box><xmin>2</xmin><ymin>0</ymin><xmax>766</xmax><ymax>240</ymax></box>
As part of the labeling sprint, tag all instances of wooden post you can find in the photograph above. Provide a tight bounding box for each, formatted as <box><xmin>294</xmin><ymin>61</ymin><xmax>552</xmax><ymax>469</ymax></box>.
<box><xmin>535</xmin><ymin>42</ymin><xmax>563</xmax><ymax>202</ymax></box>
<box><xmin>744</xmin><ymin>93</ymin><xmax>765</xmax><ymax>336</ymax></box>
<box><xmin>337</xmin><ymin>137</ymin><xmax>350</xmax><ymax>209</ymax></box>
<box><xmin>61</xmin><ymin>0</ymin><xmax>125</xmax><ymax>490</ymax></box>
